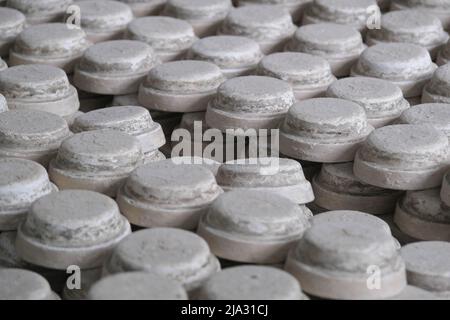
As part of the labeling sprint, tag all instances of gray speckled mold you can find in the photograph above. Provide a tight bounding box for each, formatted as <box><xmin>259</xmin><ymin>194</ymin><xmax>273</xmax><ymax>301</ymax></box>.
<box><xmin>103</xmin><ymin>228</ymin><xmax>220</xmax><ymax>295</ymax></box>
<box><xmin>197</xmin><ymin>190</ymin><xmax>312</xmax><ymax>264</ymax></box>
<box><xmin>111</xmin><ymin>93</ymin><xmax>182</xmax><ymax>137</ymax></box>
<box><xmin>303</xmin><ymin>0</ymin><xmax>378</xmax><ymax>32</ymax></box>
<box><xmin>398</xmin><ymin>103</ymin><xmax>450</xmax><ymax>139</ymax></box>
<box><xmin>138</xmin><ymin>60</ymin><xmax>225</xmax><ymax>113</ymax></box>
<box><xmin>119</xmin><ymin>0</ymin><xmax>166</xmax><ymax>16</ymax></box>
<box><xmin>401</xmin><ymin>241</ymin><xmax>450</xmax><ymax>298</ymax></box>
<box><xmin>76</xmin><ymin>0</ymin><xmax>134</xmax><ymax>44</ymax></box>
<box><xmin>49</xmin><ymin>129</ymin><xmax>143</xmax><ymax>196</ymax></box>
<box><xmin>285</xmin><ymin>210</ymin><xmax>407</xmax><ymax>300</ymax></box>
<box><xmin>72</xmin><ymin>106</ymin><xmax>166</xmax><ymax>163</ymax></box>
<box><xmin>117</xmin><ymin>160</ymin><xmax>222</xmax><ymax>229</ymax></box>
<box><xmin>0</xmin><ymin>110</ymin><xmax>71</xmax><ymax>166</ymax></box>
<box><xmin>394</xmin><ymin>189</ymin><xmax>450</xmax><ymax>241</ymax></box>
<box><xmin>206</xmin><ymin>75</ymin><xmax>295</xmax><ymax>132</ymax></box>
<box><xmin>442</xmin><ymin>171</ymin><xmax>450</xmax><ymax>207</ymax></box>
<box><xmin>88</xmin><ymin>272</ymin><xmax>188</xmax><ymax>300</ymax></box>
<box><xmin>74</xmin><ymin>40</ymin><xmax>158</xmax><ymax>95</ymax></box>
<box><xmin>354</xmin><ymin>124</ymin><xmax>450</xmax><ymax>190</ymax></box>
<box><xmin>16</xmin><ymin>190</ymin><xmax>131</xmax><ymax>269</ymax></box>
<box><xmin>127</xmin><ymin>17</ymin><xmax>197</xmax><ymax>62</ymax></box>
<box><xmin>353</xmin><ymin>124</ymin><xmax>450</xmax><ymax>190</ymax></box>
<box><xmin>9</xmin><ymin>23</ymin><xmax>91</xmax><ymax>73</ymax></box>
<box><xmin>279</xmin><ymin>98</ymin><xmax>374</xmax><ymax>163</ymax></box>
<box><xmin>0</xmin><ymin>94</ymin><xmax>7</xmax><ymax>113</ymax></box>
<box><xmin>0</xmin><ymin>158</ymin><xmax>57</xmax><ymax>231</ymax></box>
<box><xmin>187</xmin><ymin>35</ymin><xmax>263</xmax><ymax>79</ymax></box>
<box><xmin>423</xmin><ymin>64</ymin><xmax>450</xmax><ymax>104</ymax></box>
<box><xmin>366</xmin><ymin>10</ymin><xmax>448</xmax><ymax>59</ymax></box>
<box><xmin>216</xmin><ymin>158</ymin><xmax>314</xmax><ymax>205</ymax></box>
<box><xmin>0</xmin><ymin>64</ymin><xmax>80</xmax><ymax>118</ymax></box>
<box><xmin>7</xmin><ymin>0</ymin><xmax>72</xmax><ymax>25</ymax></box>
<box><xmin>286</xmin><ymin>23</ymin><xmax>366</xmax><ymax>77</ymax></box>
<box><xmin>391</xmin><ymin>0</ymin><xmax>450</xmax><ymax>31</ymax></box>
<box><xmin>164</xmin><ymin>0</ymin><xmax>232</xmax><ymax>37</ymax></box>
<box><xmin>327</xmin><ymin>77</ymin><xmax>410</xmax><ymax>128</ymax></box>
<box><xmin>0</xmin><ymin>7</ymin><xmax>25</xmax><ymax>57</ymax></box>
<box><xmin>237</xmin><ymin>0</ymin><xmax>311</xmax><ymax>23</ymax></box>
<box><xmin>257</xmin><ymin>52</ymin><xmax>335</xmax><ymax>100</ymax></box>
<box><xmin>0</xmin><ymin>269</ymin><xmax>59</xmax><ymax>300</ymax></box>
<box><xmin>198</xmin><ymin>265</ymin><xmax>309</xmax><ymax>300</ymax></box>
<box><xmin>351</xmin><ymin>43</ymin><xmax>437</xmax><ymax>98</ymax></box>
<box><xmin>219</xmin><ymin>5</ymin><xmax>296</xmax><ymax>54</ymax></box>
<box><xmin>312</xmin><ymin>162</ymin><xmax>402</xmax><ymax>215</ymax></box>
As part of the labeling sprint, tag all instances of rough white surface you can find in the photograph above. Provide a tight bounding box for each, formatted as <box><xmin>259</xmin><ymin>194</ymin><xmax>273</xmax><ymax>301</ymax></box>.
<box><xmin>164</xmin><ymin>0</ymin><xmax>232</xmax><ymax>20</ymax></box>
<box><xmin>423</xmin><ymin>64</ymin><xmax>450</xmax><ymax>102</ymax></box>
<box><xmin>394</xmin><ymin>188</ymin><xmax>450</xmax><ymax>241</ymax></box>
<box><xmin>127</xmin><ymin>16</ymin><xmax>197</xmax><ymax>54</ymax></box>
<box><xmin>216</xmin><ymin>157</ymin><xmax>314</xmax><ymax>204</ymax></box>
<box><xmin>198</xmin><ymin>190</ymin><xmax>312</xmax><ymax>264</ymax></box>
<box><xmin>77</xmin><ymin>40</ymin><xmax>157</xmax><ymax>74</ymax></box>
<box><xmin>51</xmin><ymin>129</ymin><xmax>142</xmax><ymax>174</ymax></box>
<box><xmin>353</xmin><ymin>43</ymin><xmax>436</xmax><ymax>81</ymax></box>
<box><xmin>327</xmin><ymin>77</ymin><xmax>409</xmax><ymax>122</ymax></box>
<box><xmin>398</xmin><ymin>103</ymin><xmax>450</xmax><ymax>138</ymax></box>
<box><xmin>0</xmin><ymin>158</ymin><xmax>55</xmax><ymax>230</ymax></box>
<box><xmin>119</xmin><ymin>160</ymin><xmax>222</xmax><ymax>206</ymax></box>
<box><xmin>0</xmin><ymin>64</ymin><xmax>73</xmax><ymax>102</ymax></box>
<box><xmin>0</xmin><ymin>110</ymin><xmax>70</xmax><ymax>154</ymax></box>
<box><xmin>220</xmin><ymin>5</ymin><xmax>296</xmax><ymax>43</ymax></box>
<box><xmin>313</xmin><ymin>162</ymin><xmax>402</xmax><ymax>214</ymax></box>
<box><xmin>198</xmin><ymin>266</ymin><xmax>308</xmax><ymax>300</ymax></box>
<box><xmin>142</xmin><ymin>60</ymin><xmax>224</xmax><ymax>93</ymax></box>
<box><xmin>22</xmin><ymin>190</ymin><xmax>128</xmax><ymax>247</ymax></box>
<box><xmin>104</xmin><ymin>228</ymin><xmax>220</xmax><ymax>292</ymax></box>
<box><xmin>12</xmin><ymin>23</ymin><xmax>90</xmax><ymax>58</ymax></box>
<box><xmin>304</xmin><ymin>0</ymin><xmax>378</xmax><ymax>30</ymax></box>
<box><xmin>257</xmin><ymin>52</ymin><xmax>335</xmax><ymax>89</ymax></box>
<box><xmin>401</xmin><ymin>241</ymin><xmax>450</xmax><ymax>294</ymax></box>
<box><xmin>211</xmin><ymin>75</ymin><xmax>294</xmax><ymax>113</ymax></box>
<box><xmin>354</xmin><ymin>124</ymin><xmax>450</xmax><ymax>190</ymax></box>
<box><xmin>188</xmin><ymin>35</ymin><xmax>263</xmax><ymax>69</ymax></box>
<box><xmin>288</xmin><ymin>23</ymin><xmax>365</xmax><ymax>57</ymax></box>
<box><xmin>16</xmin><ymin>189</ymin><xmax>131</xmax><ymax>269</ymax></box>
<box><xmin>0</xmin><ymin>269</ymin><xmax>58</xmax><ymax>300</ymax></box>
<box><xmin>76</xmin><ymin>0</ymin><xmax>134</xmax><ymax>32</ymax></box>
<box><xmin>7</xmin><ymin>0</ymin><xmax>72</xmax><ymax>23</ymax></box>
<box><xmin>282</xmin><ymin>98</ymin><xmax>369</xmax><ymax>137</ymax></box>
<box><xmin>285</xmin><ymin>210</ymin><xmax>406</xmax><ymax>299</ymax></box>
<box><xmin>88</xmin><ymin>272</ymin><xmax>188</xmax><ymax>300</ymax></box>
<box><xmin>367</xmin><ymin>10</ymin><xmax>448</xmax><ymax>49</ymax></box>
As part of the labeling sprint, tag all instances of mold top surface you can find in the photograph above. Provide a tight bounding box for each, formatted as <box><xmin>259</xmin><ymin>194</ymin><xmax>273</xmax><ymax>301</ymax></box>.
<box><xmin>205</xmin><ymin>190</ymin><xmax>312</xmax><ymax>238</ymax></box>
<box><xmin>143</xmin><ymin>60</ymin><xmax>224</xmax><ymax>93</ymax></box>
<box><xmin>78</xmin><ymin>40</ymin><xmax>157</xmax><ymax>74</ymax></box>
<box><xmin>189</xmin><ymin>36</ymin><xmax>263</xmax><ymax>68</ymax></box>
<box><xmin>0</xmin><ymin>64</ymin><xmax>71</xmax><ymax>100</ymax></box>
<box><xmin>199</xmin><ymin>266</ymin><xmax>303</xmax><ymax>300</ymax></box>
<box><xmin>88</xmin><ymin>272</ymin><xmax>187</xmax><ymax>300</ymax></box>
<box><xmin>214</xmin><ymin>75</ymin><xmax>294</xmax><ymax>113</ymax></box>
